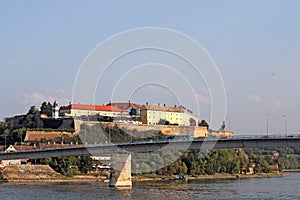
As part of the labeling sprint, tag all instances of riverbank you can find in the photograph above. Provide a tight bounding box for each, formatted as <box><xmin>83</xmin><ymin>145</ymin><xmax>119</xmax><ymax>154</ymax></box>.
<box><xmin>132</xmin><ymin>172</ymin><xmax>286</xmax><ymax>182</ymax></box>
<box><xmin>0</xmin><ymin>164</ymin><xmax>286</xmax><ymax>184</ymax></box>
<box><xmin>0</xmin><ymin>165</ymin><xmax>109</xmax><ymax>184</ymax></box>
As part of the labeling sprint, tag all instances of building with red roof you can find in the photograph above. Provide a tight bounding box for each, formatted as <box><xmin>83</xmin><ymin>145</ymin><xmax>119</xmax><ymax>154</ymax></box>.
<box><xmin>59</xmin><ymin>101</ymin><xmax>142</xmax><ymax>119</ymax></box>
<box><xmin>59</xmin><ymin>103</ymin><xmax>122</xmax><ymax>117</ymax></box>
<box><xmin>106</xmin><ymin>101</ymin><xmax>142</xmax><ymax>110</ymax></box>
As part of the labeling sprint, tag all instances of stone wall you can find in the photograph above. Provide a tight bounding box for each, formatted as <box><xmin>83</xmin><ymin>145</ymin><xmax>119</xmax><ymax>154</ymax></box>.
<box><xmin>24</xmin><ymin>131</ymin><xmax>77</xmax><ymax>142</ymax></box>
<box><xmin>73</xmin><ymin>120</ymin><xmax>233</xmax><ymax>139</ymax></box>
<box><xmin>209</xmin><ymin>130</ymin><xmax>234</xmax><ymax>138</ymax></box>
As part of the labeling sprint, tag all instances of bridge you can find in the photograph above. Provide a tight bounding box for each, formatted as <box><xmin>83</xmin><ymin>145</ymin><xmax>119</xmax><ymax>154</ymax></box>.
<box><xmin>0</xmin><ymin>134</ymin><xmax>299</xmax><ymax>188</ymax></box>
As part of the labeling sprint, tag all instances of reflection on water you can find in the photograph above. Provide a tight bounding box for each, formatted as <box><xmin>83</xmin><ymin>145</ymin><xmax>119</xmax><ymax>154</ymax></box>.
<box><xmin>0</xmin><ymin>173</ymin><xmax>299</xmax><ymax>200</ymax></box>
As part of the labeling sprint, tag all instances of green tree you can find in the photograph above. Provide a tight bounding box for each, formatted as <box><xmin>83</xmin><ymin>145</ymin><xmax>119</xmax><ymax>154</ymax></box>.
<box><xmin>254</xmin><ymin>156</ymin><xmax>271</xmax><ymax>173</ymax></box>
<box><xmin>45</xmin><ymin>156</ymin><xmax>73</xmax><ymax>176</ymax></box>
<box><xmin>0</xmin><ymin>122</ymin><xmax>8</xmax><ymax>135</ymax></box>
<box><xmin>78</xmin><ymin>155</ymin><xmax>93</xmax><ymax>174</ymax></box>
<box><xmin>265</xmin><ymin>155</ymin><xmax>275</xmax><ymax>165</ymax></box>
<box><xmin>216</xmin><ymin>149</ymin><xmax>230</xmax><ymax>173</ymax></box>
<box><xmin>25</xmin><ymin>106</ymin><xmax>40</xmax><ymax>128</ymax></box>
<box><xmin>140</xmin><ymin>162</ymin><xmax>151</xmax><ymax>173</ymax></box>
<box><xmin>27</xmin><ymin>106</ymin><xmax>40</xmax><ymax>116</ymax></box>
<box><xmin>276</xmin><ymin>157</ymin><xmax>285</xmax><ymax>172</ymax></box>
<box><xmin>198</xmin><ymin>120</ymin><xmax>209</xmax><ymax>128</ymax></box>
<box><xmin>129</xmin><ymin>107</ymin><xmax>137</xmax><ymax>116</ymax></box>
<box><xmin>40</xmin><ymin>101</ymin><xmax>53</xmax><ymax>117</ymax></box>
<box><xmin>220</xmin><ymin>121</ymin><xmax>225</xmax><ymax>130</ymax></box>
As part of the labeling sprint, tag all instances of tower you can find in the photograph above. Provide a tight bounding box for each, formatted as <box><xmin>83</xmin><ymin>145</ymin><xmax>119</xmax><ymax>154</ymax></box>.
<box><xmin>52</xmin><ymin>101</ymin><xmax>59</xmax><ymax>119</ymax></box>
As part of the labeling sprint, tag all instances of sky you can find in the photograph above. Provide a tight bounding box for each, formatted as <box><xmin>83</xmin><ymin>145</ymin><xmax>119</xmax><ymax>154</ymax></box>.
<box><xmin>0</xmin><ymin>1</ymin><xmax>299</xmax><ymax>134</ymax></box>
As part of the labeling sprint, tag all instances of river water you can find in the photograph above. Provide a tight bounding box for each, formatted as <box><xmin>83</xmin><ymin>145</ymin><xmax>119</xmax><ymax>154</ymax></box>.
<box><xmin>0</xmin><ymin>173</ymin><xmax>299</xmax><ymax>200</ymax></box>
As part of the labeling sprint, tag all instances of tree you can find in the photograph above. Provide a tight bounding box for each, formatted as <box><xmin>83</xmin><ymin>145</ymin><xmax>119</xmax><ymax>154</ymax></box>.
<box><xmin>129</xmin><ymin>107</ymin><xmax>137</xmax><ymax>116</ymax></box>
<box><xmin>140</xmin><ymin>162</ymin><xmax>151</xmax><ymax>173</ymax></box>
<box><xmin>78</xmin><ymin>155</ymin><xmax>93</xmax><ymax>174</ymax></box>
<box><xmin>265</xmin><ymin>155</ymin><xmax>275</xmax><ymax>165</ymax></box>
<box><xmin>27</xmin><ymin>106</ymin><xmax>40</xmax><ymax>116</ymax></box>
<box><xmin>254</xmin><ymin>156</ymin><xmax>271</xmax><ymax>173</ymax></box>
<box><xmin>199</xmin><ymin>120</ymin><xmax>209</xmax><ymax>128</ymax></box>
<box><xmin>276</xmin><ymin>157</ymin><xmax>285</xmax><ymax>172</ymax></box>
<box><xmin>220</xmin><ymin>121</ymin><xmax>225</xmax><ymax>130</ymax></box>
<box><xmin>40</xmin><ymin>102</ymin><xmax>53</xmax><ymax>117</ymax></box>
<box><xmin>24</xmin><ymin>106</ymin><xmax>41</xmax><ymax>128</ymax></box>
<box><xmin>0</xmin><ymin>122</ymin><xmax>8</xmax><ymax>135</ymax></box>
<box><xmin>45</xmin><ymin>157</ymin><xmax>73</xmax><ymax>176</ymax></box>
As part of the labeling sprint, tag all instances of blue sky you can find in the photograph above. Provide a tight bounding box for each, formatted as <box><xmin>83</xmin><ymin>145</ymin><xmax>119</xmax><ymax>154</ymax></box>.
<box><xmin>0</xmin><ymin>1</ymin><xmax>299</xmax><ymax>134</ymax></box>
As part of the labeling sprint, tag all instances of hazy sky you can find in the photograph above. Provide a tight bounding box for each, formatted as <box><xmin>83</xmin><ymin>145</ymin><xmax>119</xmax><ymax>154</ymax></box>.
<box><xmin>0</xmin><ymin>1</ymin><xmax>299</xmax><ymax>134</ymax></box>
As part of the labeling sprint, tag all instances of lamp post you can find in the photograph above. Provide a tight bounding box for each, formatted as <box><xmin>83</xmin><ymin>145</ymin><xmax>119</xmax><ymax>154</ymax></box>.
<box><xmin>282</xmin><ymin>114</ymin><xmax>288</xmax><ymax>136</ymax></box>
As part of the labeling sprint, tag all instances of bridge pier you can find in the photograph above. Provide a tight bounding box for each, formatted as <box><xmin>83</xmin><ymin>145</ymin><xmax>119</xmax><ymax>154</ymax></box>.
<box><xmin>109</xmin><ymin>153</ymin><xmax>132</xmax><ymax>188</ymax></box>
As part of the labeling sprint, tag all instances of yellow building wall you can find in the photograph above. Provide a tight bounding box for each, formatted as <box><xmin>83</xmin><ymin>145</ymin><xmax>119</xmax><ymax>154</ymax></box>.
<box><xmin>141</xmin><ymin>109</ymin><xmax>198</xmax><ymax>126</ymax></box>
<box><xmin>70</xmin><ymin>109</ymin><xmax>98</xmax><ymax>116</ymax></box>
<box><xmin>66</xmin><ymin>109</ymin><xmax>121</xmax><ymax>117</ymax></box>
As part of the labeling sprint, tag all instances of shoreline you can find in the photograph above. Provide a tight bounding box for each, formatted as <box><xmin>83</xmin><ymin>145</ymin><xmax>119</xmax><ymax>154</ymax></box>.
<box><xmin>0</xmin><ymin>163</ymin><xmax>288</xmax><ymax>184</ymax></box>
<box><xmin>282</xmin><ymin>169</ymin><xmax>300</xmax><ymax>173</ymax></box>
<box><xmin>0</xmin><ymin>173</ymin><xmax>286</xmax><ymax>184</ymax></box>
<box><xmin>0</xmin><ymin>176</ymin><xmax>111</xmax><ymax>185</ymax></box>
<box><xmin>132</xmin><ymin>172</ymin><xmax>287</xmax><ymax>182</ymax></box>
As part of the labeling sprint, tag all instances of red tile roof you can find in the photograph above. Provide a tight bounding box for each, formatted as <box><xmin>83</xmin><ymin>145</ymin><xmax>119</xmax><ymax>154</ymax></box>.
<box><xmin>60</xmin><ymin>104</ymin><xmax>122</xmax><ymax>112</ymax></box>
<box><xmin>13</xmin><ymin>145</ymin><xmax>37</xmax><ymax>151</ymax></box>
<box><xmin>106</xmin><ymin>102</ymin><xmax>142</xmax><ymax>109</ymax></box>
<box><xmin>39</xmin><ymin>144</ymin><xmax>84</xmax><ymax>149</ymax></box>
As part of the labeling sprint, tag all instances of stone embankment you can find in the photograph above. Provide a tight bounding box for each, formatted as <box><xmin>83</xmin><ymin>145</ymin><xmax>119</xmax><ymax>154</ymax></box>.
<box><xmin>0</xmin><ymin>165</ymin><xmax>107</xmax><ymax>183</ymax></box>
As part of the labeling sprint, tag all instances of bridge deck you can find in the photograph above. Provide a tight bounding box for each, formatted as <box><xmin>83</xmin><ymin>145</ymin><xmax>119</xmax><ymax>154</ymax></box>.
<box><xmin>0</xmin><ymin>135</ymin><xmax>299</xmax><ymax>160</ymax></box>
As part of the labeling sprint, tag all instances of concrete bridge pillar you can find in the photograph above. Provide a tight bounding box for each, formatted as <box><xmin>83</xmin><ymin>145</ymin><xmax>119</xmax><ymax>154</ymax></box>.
<box><xmin>109</xmin><ymin>153</ymin><xmax>132</xmax><ymax>188</ymax></box>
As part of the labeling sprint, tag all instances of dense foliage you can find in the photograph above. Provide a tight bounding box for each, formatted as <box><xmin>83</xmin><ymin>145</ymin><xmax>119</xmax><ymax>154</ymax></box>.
<box><xmin>132</xmin><ymin>149</ymin><xmax>247</xmax><ymax>176</ymax></box>
<box><xmin>131</xmin><ymin>148</ymin><xmax>289</xmax><ymax>176</ymax></box>
<box><xmin>40</xmin><ymin>101</ymin><xmax>53</xmax><ymax>117</ymax></box>
<box><xmin>43</xmin><ymin>156</ymin><xmax>93</xmax><ymax>177</ymax></box>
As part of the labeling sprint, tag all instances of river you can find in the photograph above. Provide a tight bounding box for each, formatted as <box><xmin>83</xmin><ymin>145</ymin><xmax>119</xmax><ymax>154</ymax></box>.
<box><xmin>0</xmin><ymin>173</ymin><xmax>299</xmax><ymax>200</ymax></box>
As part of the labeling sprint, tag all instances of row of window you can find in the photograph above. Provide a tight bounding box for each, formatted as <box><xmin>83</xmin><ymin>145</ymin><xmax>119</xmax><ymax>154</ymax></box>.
<box><xmin>146</xmin><ymin>111</ymin><xmax>180</xmax><ymax>115</ymax></box>
<box><xmin>148</xmin><ymin>116</ymin><xmax>182</xmax><ymax>121</ymax></box>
